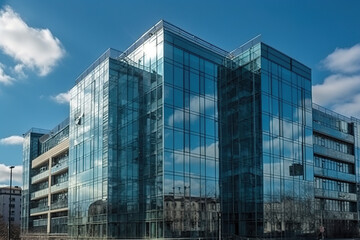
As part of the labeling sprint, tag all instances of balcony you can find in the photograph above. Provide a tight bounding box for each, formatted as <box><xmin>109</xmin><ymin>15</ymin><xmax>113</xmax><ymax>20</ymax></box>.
<box><xmin>51</xmin><ymin>159</ymin><xmax>68</xmax><ymax>175</ymax></box>
<box><xmin>50</xmin><ymin>216</ymin><xmax>68</xmax><ymax>234</ymax></box>
<box><xmin>313</xmin><ymin>122</ymin><xmax>354</xmax><ymax>143</ymax></box>
<box><xmin>33</xmin><ymin>218</ymin><xmax>48</xmax><ymax>227</ymax></box>
<box><xmin>30</xmin><ymin>205</ymin><xmax>49</xmax><ymax>215</ymax></box>
<box><xmin>51</xmin><ymin>216</ymin><xmax>68</xmax><ymax>225</ymax></box>
<box><xmin>315</xmin><ymin>189</ymin><xmax>357</xmax><ymax>202</ymax></box>
<box><xmin>31</xmin><ymin>188</ymin><xmax>49</xmax><ymax>200</ymax></box>
<box><xmin>51</xmin><ymin>200</ymin><xmax>68</xmax><ymax>210</ymax></box>
<box><xmin>314</xmin><ymin>167</ymin><xmax>356</xmax><ymax>182</ymax></box>
<box><xmin>313</xmin><ymin>145</ymin><xmax>354</xmax><ymax>163</ymax></box>
<box><xmin>31</xmin><ymin>170</ymin><xmax>49</xmax><ymax>184</ymax></box>
<box><xmin>51</xmin><ymin>182</ymin><xmax>68</xmax><ymax>194</ymax></box>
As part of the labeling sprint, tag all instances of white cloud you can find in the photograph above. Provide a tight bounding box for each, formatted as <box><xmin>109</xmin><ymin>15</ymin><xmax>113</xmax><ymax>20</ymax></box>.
<box><xmin>323</xmin><ymin>44</ymin><xmax>360</xmax><ymax>74</ymax></box>
<box><xmin>0</xmin><ymin>135</ymin><xmax>24</xmax><ymax>145</ymax></box>
<box><xmin>0</xmin><ymin>62</ymin><xmax>14</xmax><ymax>85</ymax></box>
<box><xmin>314</xmin><ymin>43</ymin><xmax>360</xmax><ymax>118</ymax></box>
<box><xmin>0</xmin><ymin>164</ymin><xmax>22</xmax><ymax>184</ymax></box>
<box><xmin>332</xmin><ymin>93</ymin><xmax>360</xmax><ymax>118</ymax></box>
<box><xmin>0</xmin><ymin>5</ymin><xmax>65</xmax><ymax>77</ymax></box>
<box><xmin>13</xmin><ymin>63</ymin><xmax>26</xmax><ymax>78</ymax></box>
<box><xmin>168</xmin><ymin>94</ymin><xmax>216</xmax><ymax>126</ymax></box>
<box><xmin>312</xmin><ymin>74</ymin><xmax>360</xmax><ymax>106</ymax></box>
<box><xmin>51</xmin><ymin>91</ymin><xmax>70</xmax><ymax>104</ymax></box>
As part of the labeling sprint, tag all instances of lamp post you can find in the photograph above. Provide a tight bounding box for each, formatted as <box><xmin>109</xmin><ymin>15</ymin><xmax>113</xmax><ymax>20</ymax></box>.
<box><xmin>8</xmin><ymin>166</ymin><xmax>14</xmax><ymax>240</ymax></box>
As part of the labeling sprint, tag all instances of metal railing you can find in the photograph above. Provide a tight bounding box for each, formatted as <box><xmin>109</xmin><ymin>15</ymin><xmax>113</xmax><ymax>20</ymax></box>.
<box><xmin>314</xmin><ymin>188</ymin><xmax>357</xmax><ymax>201</ymax></box>
<box><xmin>75</xmin><ymin>48</ymin><xmax>123</xmax><ymax>84</ymax></box>
<box><xmin>51</xmin><ymin>182</ymin><xmax>68</xmax><ymax>193</ymax></box>
<box><xmin>31</xmin><ymin>188</ymin><xmax>49</xmax><ymax>200</ymax></box>
<box><xmin>30</xmin><ymin>205</ymin><xmax>49</xmax><ymax>214</ymax></box>
<box><xmin>229</xmin><ymin>35</ymin><xmax>262</xmax><ymax>59</ymax></box>
<box><xmin>31</xmin><ymin>170</ymin><xmax>49</xmax><ymax>184</ymax></box>
<box><xmin>163</xmin><ymin>20</ymin><xmax>229</xmax><ymax>57</ymax></box>
<box><xmin>51</xmin><ymin>200</ymin><xmax>68</xmax><ymax>210</ymax></box>
<box><xmin>51</xmin><ymin>160</ymin><xmax>68</xmax><ymax>174</ymax></box>
<box><xmin>33</xmin><ymin>218</ymin><xmax>47</xmax><ymax>227</ymax></box>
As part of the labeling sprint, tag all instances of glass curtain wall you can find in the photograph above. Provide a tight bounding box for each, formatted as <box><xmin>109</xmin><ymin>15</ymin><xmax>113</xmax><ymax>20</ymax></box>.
<box><xmin>221</xmin><ymin>42</ymin><xmax>315</xmax><ymax>239</ymax></box>
<box><xmin>162</xmin><ymin>30</ymin><xmax>223</xmax><ymax>239</ymax></box>
<box><xmin>261</xmin><ymin>44</ymin><xmax>314</xmax><ymax>239</ymax></box>
<box><xmin>110</xmin><ymin>28</ymin><xmax>164</xmax><ymax>238</ymax></box>
<box><xmin>69</xmin><ymin>28</ymin><xmax>164</xmax><ymax>238</ymax></box>
<box><xmin>108</xmin><ymin>29</ymin><xmax>164</xmax><ymax>239</ymax></box>
<box><xmin>69</xmin><ymin>55</ymin><xmax>110</xmax><ymax>238</ymax></box>
<box><xmin>21</xmin><ymin>130</ymin><xmax>48</xmax><ymax>234</ymax></box>
<box><xmin>220</xmin><ymin>43</ymin><xmax>263</xmax><ymax>238</ymax></box>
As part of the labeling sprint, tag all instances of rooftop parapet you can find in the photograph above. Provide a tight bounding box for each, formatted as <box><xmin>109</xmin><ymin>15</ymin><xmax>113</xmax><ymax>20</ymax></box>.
<box><xmin>39</xmin><ymin>117</ymin><xmax>69</xmax><ymax>143</ymax></box>
<box><xmin>23</xmin><ymin>128</ymin><xmax>50</xmax><ymax>137</ymax></box>
<box><xmin>313</xmin><ymin>103</ymin><xmax>355</xmax><ymax>123</ymax></box>
<box><xmin>121</xmin><ymin>20</ymin><xmax>229</xmax><ymax>59</ymax></box>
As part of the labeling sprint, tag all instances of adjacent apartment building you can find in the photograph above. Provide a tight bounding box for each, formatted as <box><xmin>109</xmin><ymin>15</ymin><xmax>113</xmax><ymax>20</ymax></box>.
<box><xmin>21</xmin><ymin>20</ymin><xmax>360</xmax><ymax>239</ymax></box>
<box><xmin>312</xmin><ymin>104</ymin><xmax>360</xmax><ymax>237</ymax></box>
<box><xmin>21</xmin><ymin>119</ymin><xmax>69</xmax><ymax>239</ymax></box>
<box><xmin>0</xmin><ymin>186</ymin><xmax>22</xmax><ymax>225</ymax></box>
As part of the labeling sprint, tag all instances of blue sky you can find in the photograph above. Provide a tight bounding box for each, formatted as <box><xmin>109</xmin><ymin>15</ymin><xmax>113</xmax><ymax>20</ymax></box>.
<box><xmin>0</xmin><ymin>0</ymin><xmax>360</xmax><ymax>187</ymax></box>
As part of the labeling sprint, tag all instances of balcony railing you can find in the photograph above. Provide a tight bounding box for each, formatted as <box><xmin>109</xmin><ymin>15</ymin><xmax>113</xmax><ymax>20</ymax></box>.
<box><xmin>33</xmin><ymin>218</ymin><xmax>48</xmax><ymax>227</ymax></box>
<box><xmin>315</xmin><ymin>188</ymin><xmax>357</xmax><ymax>201</ymax></box>
<box><xmin>31</xmin><ymin>170</ymin><xmax>49</xmax><ymax>184</ymax></box>
<box><xmin>51</xmin><ymin>182</ymin><xmax>68</xmax><ymax>193</ymax></box>
<box><xmin>51</xmin><ymin>200</ymin><xmax>68</xmax><ymax>210</ymax></box>
<box><xmin>314</xmin><ymin>167</ymin><xmax>356</xmax><ymax>182</ymax></box>
<box><xmin>30</xmin><ymin>205</ymin><xmax>49</xmax><ymax>214</ymax></box>
<box><xmin>51</xmin><ymin>160</ymin><xmax>68</xmax><ymax>174</ymax></box>
<box><xmin>31</xmin><ymin>188</ymin><xmax>49</xmax><ymax>200</ymax></box>
<box><xmin>313</xmin><ymin>121</ymin><xmax>354</xmax><ymax>143</ymax></box>
<box><xmin>51</xmin><ymin>216</ymin><xmax>68</xmax><ymax>225</ymax></box>
<box><xmin>50</xmin><ymin>216</ymin><xmax>68</xmax><ymax>234</ymax></box>
<box><xmin>313</xmin><ymin>145</ymin><xmax>354</xmax><ymax>163</ymax></box>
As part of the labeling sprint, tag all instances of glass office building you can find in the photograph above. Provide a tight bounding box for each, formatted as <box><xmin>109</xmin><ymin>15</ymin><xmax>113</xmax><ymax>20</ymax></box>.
<box><xmin>22</xmin><ymin>20</ymin><xmax>360</xmax><ymax>239</ymax></box>
<box><xmin>68</xmin><ymin>21</ymin><xmax>225</xmax><ymax>239</ymax></box>
<box><xmin>220</xmin><ymin>38</ymin><xmax>315</xmax><ymax>239</ymax></box>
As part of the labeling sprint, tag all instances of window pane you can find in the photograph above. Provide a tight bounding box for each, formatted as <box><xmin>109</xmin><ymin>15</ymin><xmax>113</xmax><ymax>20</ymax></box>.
<box><xmin>174</xmin><ymin>66</ymin><xmax>183</xmax><ymax>88</ymax></box>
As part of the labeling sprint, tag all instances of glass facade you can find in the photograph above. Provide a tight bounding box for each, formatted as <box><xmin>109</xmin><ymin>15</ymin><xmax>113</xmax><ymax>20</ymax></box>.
<box><xmin>22</xmin><ymin>20</ymin><xmax>360</xmax><ymax>239</ymax></box>
<box><xmin>162</xmin><ymin>29</ymin><xmax>223</xmax><ymax>238</ymax></box>
<box><xmin>220</xmin><ymin>41</ymin><xmax>263</xmax><ymax>238</ymax></box>
<box><xmin>220</xmin><ymin>40</ymin><xmax>315</xmax><ymax>239</ymax></box>
<box><xmin>260</xmin><ymin>44</ymin><xmax>314</xmax><ymax>239</ymax></box>
<box><xmin>22</xmin><ymin>129</ymin><xmax>49</xmax><ymax>233</ymax></box>
<box><xmin>68</xmin><ymin>21</ymin><xmax>224</xmax><ymax>239</ymax></box>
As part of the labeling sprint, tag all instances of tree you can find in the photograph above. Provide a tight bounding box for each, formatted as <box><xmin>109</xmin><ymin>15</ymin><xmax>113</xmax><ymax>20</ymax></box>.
<box><xmin>0</xmin><ymin>214</ymin><xmax>20</xmax><ymax>240</ymax></box>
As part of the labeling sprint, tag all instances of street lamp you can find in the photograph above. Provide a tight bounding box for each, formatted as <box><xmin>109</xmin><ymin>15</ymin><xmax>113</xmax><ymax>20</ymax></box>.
<box><xmin>8</xmin><ymin>166</ymin><xmax>14</xmax><ymax>240</ymax></box>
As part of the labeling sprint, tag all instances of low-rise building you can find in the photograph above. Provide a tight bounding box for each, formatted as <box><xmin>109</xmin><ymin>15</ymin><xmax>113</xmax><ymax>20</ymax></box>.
<box><xmin>0</xmin><ymin>186</ymin><xmax>22</xmax><ymax>225</ymax></box>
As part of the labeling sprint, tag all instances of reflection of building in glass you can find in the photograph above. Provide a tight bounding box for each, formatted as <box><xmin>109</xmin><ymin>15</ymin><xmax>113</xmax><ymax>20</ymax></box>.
<box><xmin>163</xmin><ymin>195</ymin><xmax>219</xmax><ymax>238</ymax></box>
<box><xmin>66</xmin><ymin>20</ymin><xmax>222</xmax><ymax>239</ymax></box>
<box><xmin>21</xmin><ymin>20</ymin><xmax>360</xmax><ymax>239</ymax></box>
<box><xmin>21</xmin><ymin>119</ymin><xmax>69</xmax><ymax>239</ymax></box>
<box><xmin>220</xmin><ymin>40</ymin><xmax>315</xmax><ymax>239</ymax></box>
